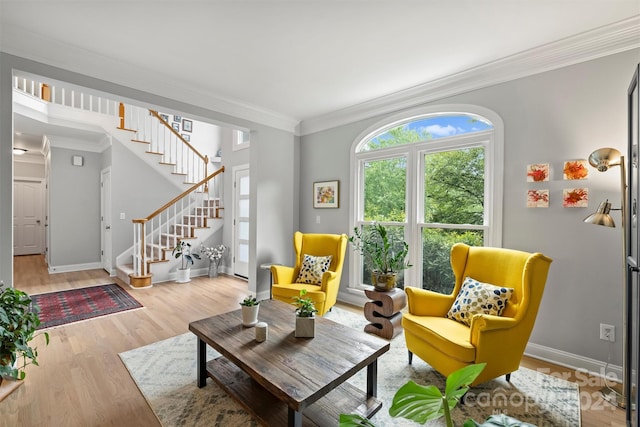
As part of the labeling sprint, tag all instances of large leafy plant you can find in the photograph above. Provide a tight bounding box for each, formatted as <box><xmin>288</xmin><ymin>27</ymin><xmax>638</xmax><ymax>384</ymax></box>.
<box><xmin>172</xmin><ymin>240</ymin><xmax>200</xmax><ymax>270</ymax></box>
<box><xmin>340</xmin><ymin>363</ymin><xmax>534</xmax><ymax>427</ymax></box>
<box><xmin>0</xmin><ymin>287</ymin><xmax>49</xmax><ymax>380</ymax></box>
<box><xmin>349</xmin><ymin>223</ymin><xmax>411</xmax><ymax>273</ymax></box>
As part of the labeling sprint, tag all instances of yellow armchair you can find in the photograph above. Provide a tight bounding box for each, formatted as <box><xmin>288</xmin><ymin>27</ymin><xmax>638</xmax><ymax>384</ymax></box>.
<box><xmin>271</xmin><ymin>232</ymin><xmax>348</xmax><ymax>316</ymax></box>
<box><xmin>402</xmin><ymin>243</ymin><xmax>552</xmax><ymax>385</ymax></box>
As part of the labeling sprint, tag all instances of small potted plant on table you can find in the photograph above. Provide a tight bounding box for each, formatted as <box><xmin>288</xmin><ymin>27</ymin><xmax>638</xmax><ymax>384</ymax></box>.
<box><xmin>240</xmin><ymin>295</ymin><xmax>260</xmax><ymax>327</ymax></box>
<box><xmin>293</xmin><ymin>289</ymin><xmax>318</xmax><ymax>338</ymax></box>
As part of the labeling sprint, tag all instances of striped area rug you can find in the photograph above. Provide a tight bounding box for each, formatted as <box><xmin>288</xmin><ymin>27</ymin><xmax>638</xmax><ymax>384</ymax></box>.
<box><xmin>32</xmin><ymin>283</ymin><xmax>142</xmax><ymax>329</ymax></box>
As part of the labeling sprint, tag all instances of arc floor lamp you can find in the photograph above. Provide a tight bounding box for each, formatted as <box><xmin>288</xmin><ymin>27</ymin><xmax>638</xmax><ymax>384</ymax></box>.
<box><xmin>583</xmin><ymin>147</ymin><xmax>628</xmax><ymax>409</ymax></box>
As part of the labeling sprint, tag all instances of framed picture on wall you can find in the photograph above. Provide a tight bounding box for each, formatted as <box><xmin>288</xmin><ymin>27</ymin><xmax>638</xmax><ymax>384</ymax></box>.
<box><xmin>181</xmin><ymin>133</ymin><xmax>190</xmax><ymax>142</ymax></box>
<box><xmin>172</xmin><ymin>122</ymin><xmax>180</xmax><ymax>132</ymax></box>
<box><xmin>313</xmin><ymin>180</ymin><xmax>339</xmax><ymax>208</ymax></box>
<box><xmin>183</xmin><ymin>119</ymin><xmax>192</xmax><ymax>132</ymax></box>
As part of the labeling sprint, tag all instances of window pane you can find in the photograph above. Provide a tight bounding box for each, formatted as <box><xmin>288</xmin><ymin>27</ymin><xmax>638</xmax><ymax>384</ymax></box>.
<box><xmin>359</xmin><ymin>224</ymin><xmax>407</xmax><ymax>289</ymax></box>
<box><xmin>360</xmin><ymin>115</ymin><xmax>493</xmax><ymax>152</ymax></box>
<box><xmin>421</xmin><ymin>228</ymin><xmax>484</xmax><ymax>294</ymax></box>
<box><xmin>239</xmin><ymin>199</ymin><xmax>249</xmax><ymax>218</ymax></box>
<box><xmin>364</xmin><ymin>157</ymin><xmax>406</xmax><ymax>222</ymax></box>
<box><xmin>424</xmin><ymin>147</ymin><xmax>484</xmax><ymax>224</ymax></box>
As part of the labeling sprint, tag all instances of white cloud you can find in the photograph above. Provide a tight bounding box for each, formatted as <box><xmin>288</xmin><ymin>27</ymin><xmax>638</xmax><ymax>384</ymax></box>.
<box><xmin>422</xmin><ymin>124</ymin><xmax>458</xmax><ymax>137</ymax></box>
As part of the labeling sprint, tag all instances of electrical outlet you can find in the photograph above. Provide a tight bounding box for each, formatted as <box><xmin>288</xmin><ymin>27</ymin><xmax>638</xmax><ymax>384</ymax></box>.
<box><xmin>600</xmin><ymin>323</ymin><xmax>615</xmax><ymax>342</ymax></box>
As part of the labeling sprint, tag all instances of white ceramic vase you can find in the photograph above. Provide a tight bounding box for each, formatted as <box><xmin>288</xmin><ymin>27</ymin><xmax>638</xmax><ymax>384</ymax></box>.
<box><xmin>241</xmin><ymin>304</ymin><xmax>260</xmax><ymax>327</ymax></box>
<box><xmin>176</xmin><ymin>268</ymin><xmax>191</xmax><ymax>283</ymax></box>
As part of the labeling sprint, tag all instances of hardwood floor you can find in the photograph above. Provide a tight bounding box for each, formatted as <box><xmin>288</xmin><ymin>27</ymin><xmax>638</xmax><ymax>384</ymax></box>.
<box><xmin>4</xmin><ymin>255</ymin><xmax>625</xmax><ymax>426</ymax></box>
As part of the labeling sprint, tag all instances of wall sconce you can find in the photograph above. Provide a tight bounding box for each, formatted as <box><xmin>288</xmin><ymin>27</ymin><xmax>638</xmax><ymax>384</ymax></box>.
<box><xmin>13</xmin><ymin>148</ymin><xmax>27</xmax><ymax>155</ymax></box>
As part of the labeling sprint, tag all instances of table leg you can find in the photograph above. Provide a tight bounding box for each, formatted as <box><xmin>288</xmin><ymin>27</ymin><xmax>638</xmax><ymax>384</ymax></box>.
<box><xmin>366</xmin><ymin>359</ymin><xmax>378</xmax><ymax>398</ymax></box>
<box><xmin>288</xmin><ymin>407</ymin><xmax>302</xmax><ymax>427</ymax></box>
<box><xmin>197</xmin><ymin>337</ymin><xmax>207</xmax><ymax>388</ymax></box>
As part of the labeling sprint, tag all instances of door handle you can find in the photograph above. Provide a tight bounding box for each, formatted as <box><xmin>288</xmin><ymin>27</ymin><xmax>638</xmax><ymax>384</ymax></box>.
<box><xmin>105</xmin><ymin>226</ymin><xmax>111</xmax><ymax>230</ymax></box>
<box><xmin>36</xmin><ymin>220</ymin><xmax>41</xmax><ymax>224</ymax></box>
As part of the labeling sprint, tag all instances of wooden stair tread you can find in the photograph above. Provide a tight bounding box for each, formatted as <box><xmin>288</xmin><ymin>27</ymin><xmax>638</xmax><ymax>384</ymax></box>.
<box><xmin>117</xmin><ymin>127</ymin><xmax>137</xmax><ymax>133</ymax></box>
<box><xmin>131</xmin><ymin>139</ymin><xmax>151</xmax><ymax>144</ymax></box>
<box><xmin>159</xmin><ymin>162</ymin><xmax>176</xmax><ymax>166</ymax></box>
<box><xmin>146</xmin><ymin>151</ymin><xmax>164</xmax><ymax>156</ymax></box>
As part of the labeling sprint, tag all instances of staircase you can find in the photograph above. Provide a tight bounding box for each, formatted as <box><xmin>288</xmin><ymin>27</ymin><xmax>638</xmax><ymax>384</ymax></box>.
<box><xmin>121</xmin><ymin>169</ymin><xmax>224</xmax><ymax>287</ymax></box>
<box><xmin>116</xmin><ymin>106</ymin><xmax>225</xmax><ymax>287</ymax></box>
<box><xmin>13</xmin><ymin>75</ymin><xmax>226</xmax><ymax>286</ymax></box>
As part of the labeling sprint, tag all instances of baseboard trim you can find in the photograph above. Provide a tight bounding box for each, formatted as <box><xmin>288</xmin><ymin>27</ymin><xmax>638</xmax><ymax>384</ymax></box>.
<box><xmin>524</xmin><ymin>342</ymin><xmax>621</xmax><ymax>383</ymax></box>
<box><xmin>48</xmin><ymin>262</ymin><xmax>102</xmax><ymax>274</ymax></box>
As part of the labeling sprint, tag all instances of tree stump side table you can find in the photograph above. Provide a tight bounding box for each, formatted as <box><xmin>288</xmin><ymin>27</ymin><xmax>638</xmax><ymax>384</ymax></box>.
<box><xmin>363</xmin><ymin>286</ymin><xmax>407</xmax><ymax>340</ymax></box>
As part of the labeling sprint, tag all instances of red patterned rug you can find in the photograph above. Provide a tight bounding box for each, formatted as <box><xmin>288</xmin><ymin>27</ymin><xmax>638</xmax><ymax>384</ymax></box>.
<box><xmin>32</xmin><ymin>284</ymin><xmax>143</xmax><ymax>329</ymax></box>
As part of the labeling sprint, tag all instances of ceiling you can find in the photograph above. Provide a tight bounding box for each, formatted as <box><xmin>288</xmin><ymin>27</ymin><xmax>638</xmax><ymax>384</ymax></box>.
<box><xmin>2</xmin><ymin>1</ymin><xmax>640</xmax><ymax>148</ymax></box>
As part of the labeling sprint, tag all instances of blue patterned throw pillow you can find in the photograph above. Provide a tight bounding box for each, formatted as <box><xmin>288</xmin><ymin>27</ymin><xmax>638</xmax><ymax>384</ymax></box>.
<box><xmin>447</xmin><ymin>277</ymin><xmax>514</xmax><ymax>326</ymax></box>
<box><xmin>296</xmin><ymin>254</ymin><xmax>332</xmax><ymax>285</ymax></box>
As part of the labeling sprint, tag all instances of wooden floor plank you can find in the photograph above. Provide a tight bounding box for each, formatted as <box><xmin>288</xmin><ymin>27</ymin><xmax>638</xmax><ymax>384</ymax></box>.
<box><xmin>6</xmin><ymin>254</ymin><xmax>625</xmax><ymax>426</ymax></box>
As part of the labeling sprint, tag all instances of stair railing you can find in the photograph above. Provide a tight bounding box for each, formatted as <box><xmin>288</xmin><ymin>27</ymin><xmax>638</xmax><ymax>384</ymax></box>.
<box><xmin>131</xmin><ymin>166</ymin><xmax>224</xmax><ymax>279</ymax></box>
<box><xmin>119</xmin><ymin>106</ymin><xmax>209</xmax><ymax>187</ymax></box>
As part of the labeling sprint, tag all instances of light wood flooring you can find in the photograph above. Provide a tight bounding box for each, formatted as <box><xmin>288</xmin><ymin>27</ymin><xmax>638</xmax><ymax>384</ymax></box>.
<box><xmin>3</xmin><ymin>255</ymin><xmax>625</xmax><ymax>426</ymax></box>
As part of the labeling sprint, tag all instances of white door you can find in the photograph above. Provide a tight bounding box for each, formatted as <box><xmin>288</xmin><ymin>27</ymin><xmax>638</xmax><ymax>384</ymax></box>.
<box><xmin>233</xmin><ymin>166</ymin><xmax>250</xmax><ymax>278</ymax></box>
<box><xmin>13</xmin><ymin>179</ymin><xmax>45</xmax><ymax>256</ymax></box>
<box><xmin>101</xmin><ymin>168</ymin><xmax>113</xmax><ymax>274</ymax></box>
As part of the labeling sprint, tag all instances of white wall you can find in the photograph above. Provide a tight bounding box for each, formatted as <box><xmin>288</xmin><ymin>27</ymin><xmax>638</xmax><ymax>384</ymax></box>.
<box><xmin>299</xmin><ymin>49</ymin><xmax>640</xmax><ymax>371</ymax></box>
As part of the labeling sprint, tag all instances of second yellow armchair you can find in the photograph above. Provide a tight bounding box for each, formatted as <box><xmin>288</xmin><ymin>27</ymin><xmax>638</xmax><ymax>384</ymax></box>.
<box><xmin>271</xmin><ymin>232</ymin><xmax>347</xmax><ymax>316</ymax></box>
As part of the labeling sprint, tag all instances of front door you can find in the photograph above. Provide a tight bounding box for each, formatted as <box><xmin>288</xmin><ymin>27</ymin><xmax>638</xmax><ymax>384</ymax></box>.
<box><xmin>13</xmin><ymin>179</ymin><xmax>45</xmax><ymax>255</ymax></box>
<box><xmin>233</xmin><ymin>166</ymin><xmax>250</xmax><ymax>279</ymax></box>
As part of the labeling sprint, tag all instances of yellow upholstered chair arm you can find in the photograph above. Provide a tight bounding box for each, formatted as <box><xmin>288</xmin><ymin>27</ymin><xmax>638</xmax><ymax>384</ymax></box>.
<box><xmin>271</xmin><ymin>265</ymin><xmax>297</xmax><ymax>284</ymax></box>
<box><xmin>406</xmin><ymin>287</ymin><xmax>456</xmax><ymax>317</ymax></box>
<box><xmin>320</xmin><ymin>270</ymin><xmax>338</xmax><ymax>291</ymax></box>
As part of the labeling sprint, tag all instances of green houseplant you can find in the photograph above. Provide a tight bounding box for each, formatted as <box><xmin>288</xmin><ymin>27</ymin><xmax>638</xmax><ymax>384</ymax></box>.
<box><xmin>349</xmin><ymin>223</ymin><xmax>412</xmax><ymax>291</ymax></box>
<box><xmin>172</xmin><ymin>240</ymin><xmax>201</xmax><ymax>283</ymax></box>
<box><xmin>293</xmin><ymin>289</ymin><xmax>317</xmax><ymax>338</ymax></box>
<box><xmin>340</xmin><ymin>363</ymin><xmax>532</xmax><ymax>427</ymax></box>
<box><xmin>0</xmin><ymin>287</ymin><xmax>49</xmax><ymax>382</ymax></box>
<box><xmin>240</xmin><ymin>295</ymin><xmax>260</xmax><ymax>327</ymax></box>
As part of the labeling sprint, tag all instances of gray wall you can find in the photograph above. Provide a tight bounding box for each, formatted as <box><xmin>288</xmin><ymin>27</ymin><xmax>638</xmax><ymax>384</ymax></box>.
<box><xmin>49</xmin><ymin>147</ymin><xmax>101</xmax><ymax>267</ymax></box>
<box><xmin>299</xmin><ymin>49</ymin><xmax>640</xmax><ymax>368</ymax></box>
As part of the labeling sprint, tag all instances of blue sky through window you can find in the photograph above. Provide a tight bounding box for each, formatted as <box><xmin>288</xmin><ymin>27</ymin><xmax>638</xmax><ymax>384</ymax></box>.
<box><xmin>363</xmin><ymin>114</ymin><xmax>493</xmax><ymax>151</ymax></box>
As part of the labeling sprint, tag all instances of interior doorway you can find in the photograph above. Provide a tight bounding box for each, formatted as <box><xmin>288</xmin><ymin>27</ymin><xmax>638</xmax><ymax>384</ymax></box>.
<box><xmin>13</xmin><ymin>179</ymin><xmax>45</xmax><ymax>256</ymax></box>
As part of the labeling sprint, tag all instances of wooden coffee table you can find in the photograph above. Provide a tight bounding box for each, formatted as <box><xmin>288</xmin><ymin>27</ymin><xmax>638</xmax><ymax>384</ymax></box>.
<box><xmin>189</xmin><ymin>299</ymin><xmax>390</xmax><ymax>426</ymax></box>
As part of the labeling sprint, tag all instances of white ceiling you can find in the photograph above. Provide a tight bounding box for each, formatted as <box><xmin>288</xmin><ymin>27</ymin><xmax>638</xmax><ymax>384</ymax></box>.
<box><xmin>2</xmin><ymin>1</ymin><xmax>640</xmax><ymax>136</ymax></box>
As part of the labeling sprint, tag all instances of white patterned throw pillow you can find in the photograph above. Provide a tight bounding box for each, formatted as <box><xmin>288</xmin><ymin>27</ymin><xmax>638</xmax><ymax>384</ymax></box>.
<box><xmin>447</xmin><ymin>277</ymin><xmax>514</xmax><ymax>326</ymax></box>
<box><xmin>296</xmin><ymin>254</ymin><xmax>332</xmax><ymax>285</ymax></box>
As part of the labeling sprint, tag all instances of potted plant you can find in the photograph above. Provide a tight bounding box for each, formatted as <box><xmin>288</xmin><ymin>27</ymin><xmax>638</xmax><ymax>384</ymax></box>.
<box><xmin>240</xmin><ymin>295</ymin><xmax>260</xmax><ymax>327</ymax></box>
<box><xmin>348</xmin><ymin>223</ymin><xmax>412</xmax><ymax>291</ymax></box>
<box><xmin>293</xmin><ymin>289</ymin><xmax>317</xmax><ymax>338</ymax></box>
<box><xmin>200</xmin><ymin>243</ymin><xmax>226</xmax><ymax>278</ymax></box>
<box><xmin>0</xmin><ymin>287</ymin><xmax>50</xmax><ymax>384</ymax></box>
<box><xmin>172</xmin><ymin>240</ymin><xmax>200</xmax><ymax>283</ymax></box>
<box><xmin>340</xmin><ymin>363</ymin><xmax>532</xmax><ymax>427</ymax></box>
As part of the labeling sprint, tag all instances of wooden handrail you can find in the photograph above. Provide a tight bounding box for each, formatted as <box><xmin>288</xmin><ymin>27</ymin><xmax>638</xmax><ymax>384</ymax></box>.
<box><xmin>149</xmin><ymin>109</ymin><xmax>208</xmax><ymax>163</ymax></box>
<box><xmin>134</xmin><ymin>166</ymin><xmax>224</xmax><ymax>223</ymax></box>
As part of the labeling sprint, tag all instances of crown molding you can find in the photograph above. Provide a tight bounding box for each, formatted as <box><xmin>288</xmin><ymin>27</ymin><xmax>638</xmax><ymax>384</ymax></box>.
<box><xmin>47</xmin><ymin>135</ymin><xmax>110</xmax><ymax>153</ymax></box>
<box><xmin>299</xmin><ymin>16</ymin><xmax>640</xmax><ymax>136</ymax></box>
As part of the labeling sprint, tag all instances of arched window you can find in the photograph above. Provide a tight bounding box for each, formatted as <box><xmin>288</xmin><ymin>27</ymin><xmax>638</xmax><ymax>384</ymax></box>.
<box><xmin>349</xmin><ymin>105</ymin><xmax>503</xmax><ymax>294</ymax></box>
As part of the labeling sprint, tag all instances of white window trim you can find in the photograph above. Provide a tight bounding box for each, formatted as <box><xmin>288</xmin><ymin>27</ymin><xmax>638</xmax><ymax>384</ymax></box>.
<box><xmin>348</xmin><ymin>104</ymin><xmax>504</xmax><ymax>294</ymax></box>
<box><xmin>232</xmin><ymin>129</ymin><xmax>251</xmax><ymax>151</ymax></box>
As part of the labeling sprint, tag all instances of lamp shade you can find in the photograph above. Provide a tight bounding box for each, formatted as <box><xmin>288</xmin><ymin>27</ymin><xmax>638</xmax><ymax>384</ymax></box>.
<box><xmin>588</xmin><ymin>148</ymin><xmax>622</xmax><ymax>172</ymax></box>
<box><xmin>584</xmin><ymin>200</ymin><xmax>615</xmax><ymax>227</ymax></box>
